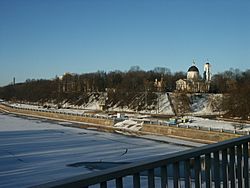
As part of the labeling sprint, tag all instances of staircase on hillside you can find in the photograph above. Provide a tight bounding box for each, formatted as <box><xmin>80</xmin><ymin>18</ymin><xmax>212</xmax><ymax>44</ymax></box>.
<box><xmin>170</xmin><ymin>93</ymin><xmax>191</xmax><ymax>116</ymax></box>
<box><xmin>166</xmin><ymin>92</ymin><xmax>177</xmax><ymax>116</ymax></box>
<box><xmin>156</xmin><ymin>93</ymin><xmax>174</xmax><ymax>115</ymax></box>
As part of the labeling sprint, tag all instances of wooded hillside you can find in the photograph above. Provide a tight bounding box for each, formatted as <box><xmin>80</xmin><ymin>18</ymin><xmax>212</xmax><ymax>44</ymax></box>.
<box><xmin>0</xmin><ymin>67</ymin><xmax>249</xmax><ymax>119</ymax></box>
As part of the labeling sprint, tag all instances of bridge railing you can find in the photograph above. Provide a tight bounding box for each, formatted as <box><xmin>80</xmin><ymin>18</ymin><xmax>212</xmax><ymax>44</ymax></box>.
<box><xmin>33</xmin><ymin>135</ymin><xmax>250</xmax><ymax>188</ymax></box>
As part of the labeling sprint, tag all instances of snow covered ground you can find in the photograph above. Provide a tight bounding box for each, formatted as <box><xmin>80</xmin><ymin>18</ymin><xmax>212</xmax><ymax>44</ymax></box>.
<box><xmin>178</xmin><ymin>116</ymin><xmax>250</xmax><ymax>133</ymax></box>
<box><xmin>8</xmin><ymin>102</ymin><xmax>86</xmax><ymax>115</ymax></box>
<box><xmin>0</xmin><ymin>112</ymin><xmax>189</xmax><ymax>188</ymax></box>
<box><xmin>114</xmin><ymin>120</ymin><xmax>143</xmax><ymax>131</ymax></box>
<box><xmin>188</xmin><ymin>94</ymin><xmax>223</xmax><ymax>115</ymax></box>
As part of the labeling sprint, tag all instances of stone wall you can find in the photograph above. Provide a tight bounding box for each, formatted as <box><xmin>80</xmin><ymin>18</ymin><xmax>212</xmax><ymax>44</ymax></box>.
<box><xmin>142</xmin><ymin>124</ymin><xmax>239</xmax><ymax>144</ymax></box>
<box><xmin>0</xmin><ymin>104</ymin><xmax>114</xmax><ymax>127</ymax></box>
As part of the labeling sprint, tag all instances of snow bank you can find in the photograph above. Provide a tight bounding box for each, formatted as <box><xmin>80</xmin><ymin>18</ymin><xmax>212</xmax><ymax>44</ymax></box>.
<box><xmin>180</xmin><ymin>116</ymin><xmax>250</xmax><ymax>132</ymax></box>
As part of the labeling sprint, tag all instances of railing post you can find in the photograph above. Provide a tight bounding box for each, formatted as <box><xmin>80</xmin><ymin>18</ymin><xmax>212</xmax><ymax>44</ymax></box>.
<box><xmin>205</xmin><ymin>154</ymin><xmax>211</xmax><ymax>188</ymax></box>
<box><xmin>173</xmin><ymin>162</ymin><xmax>179</xmax><ymax>188</ymax></box>
<box><xmin>100</xmin><ymin>181</ymin><xmax>107</xmax><ymax>188</ymax></box>
<box><xmin>229</xmin><ymin>147</ymin><xmax>236</xmax><ymax>188</ymax></box>
<box><xmin>172</xmin><ymin>162</ymin><xmax>179</xmax><ymax>188</ymax></box>
<box><xmin>243</xmin><ymin>142</ymin><xmax>249</xmax><ymax>188</ymax></box>
<box><xmin>116</xmin><ymin>177</ymin><xmax>123</xmax><ymax>188</ymax></box>
<box><xmin>133</xmin><ymin>173</ymin><xmax>140</xmax><ymax>188</ymax></box>
<box><xmin>161</xmin><ymin>165</ymin><xmax>168</xmax><ymax>188</ymax></box>
<box><xmin>194</xmin><ymin>157</ymin><xmax>201</xmax><ymax>188</ymax></box>
<box><xmin>213</xmin><ymin>151</ymin><xmax>220</xmax><ymax>188</ymax></box>
<box><xmin>237</xmin><ymin>144</ymin><xmax>243</xmax><ymax>188</ymax></box>
<box><xmin>222</xmin><ymin>149</ymin><xmax>228</xmax><ymax>188</ymax></box>
<box><xmin>184</xmin><ymin>159</ymin><xmax>191</xmax><ymax>188</ymax></box>
<box><xmin>148</xmin><ymin>169</ymin><xmax>155</xmax><ymax>188</ymax></box>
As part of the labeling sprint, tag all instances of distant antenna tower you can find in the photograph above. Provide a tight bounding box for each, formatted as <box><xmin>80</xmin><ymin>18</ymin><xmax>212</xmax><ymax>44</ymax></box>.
<box><xmin>13</xmin><ymin>77</ymin><xmax>15</xmax><ymax>85</ymax></box>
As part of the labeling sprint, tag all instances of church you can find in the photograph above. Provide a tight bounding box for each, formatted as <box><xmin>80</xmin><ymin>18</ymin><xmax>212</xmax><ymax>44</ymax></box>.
<box><xmin>176</xmin><ymin>61</ymin><xmax>211</xmax><ymax>93</ymax></box>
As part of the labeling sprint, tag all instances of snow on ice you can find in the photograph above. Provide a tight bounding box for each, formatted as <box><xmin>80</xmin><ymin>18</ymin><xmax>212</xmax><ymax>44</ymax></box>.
<box><xmin>0</xmin><ymin>113</ymin><xmax>188</xmax><ymax>188</ymax></box>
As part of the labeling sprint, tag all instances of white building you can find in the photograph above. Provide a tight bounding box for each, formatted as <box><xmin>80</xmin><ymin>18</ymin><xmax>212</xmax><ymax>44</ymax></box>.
<box><xmin>176</xmin><ymin>61</ymin><xmax>211</xmax><ymax>93</ymax></box>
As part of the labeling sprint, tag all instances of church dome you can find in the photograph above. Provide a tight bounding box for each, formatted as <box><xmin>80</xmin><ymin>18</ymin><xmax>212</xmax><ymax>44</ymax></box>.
<box><xmin>187</xmin><ymin>64</ymin><xmax>199</xmax><ymax>81</ymax></box>
<box><xmin>188</xmin><ymin>65</ymin><xmax>199</xmax><ymax>72</ymax></box>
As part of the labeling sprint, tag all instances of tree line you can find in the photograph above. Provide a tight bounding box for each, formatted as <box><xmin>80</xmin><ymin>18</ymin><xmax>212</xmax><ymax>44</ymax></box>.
<box><xmin>0</xmin><ymin>67</ymin><xmax>249</xmax><ymax>119</ymax></box>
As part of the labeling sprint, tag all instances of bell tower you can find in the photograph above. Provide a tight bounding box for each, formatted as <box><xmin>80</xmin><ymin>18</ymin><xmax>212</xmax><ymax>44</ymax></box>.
<box><xmin>203</xmin><ymin>61</ymin><xmax>211</xmax><ymax>82</ymax></box>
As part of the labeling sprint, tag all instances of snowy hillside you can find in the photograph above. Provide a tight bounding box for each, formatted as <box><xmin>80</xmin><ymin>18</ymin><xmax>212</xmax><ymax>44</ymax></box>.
<box><xmin>188</xmin><ymin>93</ymin><xmax>223</xmax><ymax>115</ymax></box>
<box><xmin>158</xmin><ymin>93</ymin><xmax>175</xmax><ymax>114</ymax></box>
<box><xmin>5</xmin><ymin>92</ymin><xmax>224</xmax><ymax>116</ymax></box>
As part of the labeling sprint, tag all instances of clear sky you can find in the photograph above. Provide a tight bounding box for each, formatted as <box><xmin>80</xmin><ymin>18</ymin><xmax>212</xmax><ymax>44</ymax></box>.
<box><xmin>0</xmin><ymin>0</ymin><xmax>249</xmax><ymax>86</ymax></box>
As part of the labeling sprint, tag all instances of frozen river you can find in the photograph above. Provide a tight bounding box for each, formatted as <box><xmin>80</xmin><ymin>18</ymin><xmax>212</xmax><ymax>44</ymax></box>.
<box><xmin>0</xmin><ymin>112</ymin><xmax>190</xmax><ymax>187</ymax></box>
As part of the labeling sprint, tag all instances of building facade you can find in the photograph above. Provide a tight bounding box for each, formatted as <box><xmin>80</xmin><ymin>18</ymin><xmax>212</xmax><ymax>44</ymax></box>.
<box><xmin>176</xmin><ymin>61</ymin><xmax>211</xmax><ymax>93</ymax></box>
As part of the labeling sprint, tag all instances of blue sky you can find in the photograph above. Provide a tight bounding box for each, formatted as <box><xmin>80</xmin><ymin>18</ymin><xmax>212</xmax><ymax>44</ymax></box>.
<box><xmin>0</xmin><ymin>0</ymin><xmax>249</xmax><ymax>86</ymax></box>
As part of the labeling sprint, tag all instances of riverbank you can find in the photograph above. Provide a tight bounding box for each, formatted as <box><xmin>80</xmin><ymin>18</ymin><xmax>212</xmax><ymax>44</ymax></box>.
<box><xmin>0</xmin><ymin>103</ymin><xmax>240</xmax><ymax>144</ymax></box>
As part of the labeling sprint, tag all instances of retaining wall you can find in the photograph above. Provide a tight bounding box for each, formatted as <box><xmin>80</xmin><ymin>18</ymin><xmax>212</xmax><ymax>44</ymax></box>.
<box><xmin>0</xmin><ymin>104</ymin><xmax>114</xmax><ymax>127</ymax></box>
<box><xmin>142</xmin><ymin>123</ymin><xmax>239</xmax><ymax>143</ymax></box>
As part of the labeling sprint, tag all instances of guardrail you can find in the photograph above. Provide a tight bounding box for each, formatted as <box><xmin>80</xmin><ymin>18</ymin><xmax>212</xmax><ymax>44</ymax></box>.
<box><xmin>157</xmin><ymin>122</ymin><xmax>250</xmax><ymax>136</ymax></box>
<box><xmin>140</xmin><ymin>119</ymin><xmax>249</xmax><ymax>136</ymax></box>
<box><xmin>2</xmin><ymin>104</ymin><xmax>112</xmax><ymax>120</ymax></box>
<box><xmin>33</xmin><ymin>135</ymin><xmax>250</xmax><ymax>188</ymax></box>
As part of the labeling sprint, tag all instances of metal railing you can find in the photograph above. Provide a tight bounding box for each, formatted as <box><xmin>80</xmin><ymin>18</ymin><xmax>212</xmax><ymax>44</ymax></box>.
<box><xmin>33</xmin><ymin>135</ymin><xmax>250</xmax><ymax>188</ymax></box>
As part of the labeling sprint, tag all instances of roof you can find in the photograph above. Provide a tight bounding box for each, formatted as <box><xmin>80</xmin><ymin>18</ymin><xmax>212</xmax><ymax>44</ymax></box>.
<box><xmin>176</xmin><ymin>79</ymin><xmax>186</xmax><ymax>83</ymax></box>
<box><xmin>188</xmin><ymin>65</ymin><xmax>199</xmax><ymax>72</ymax></box>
